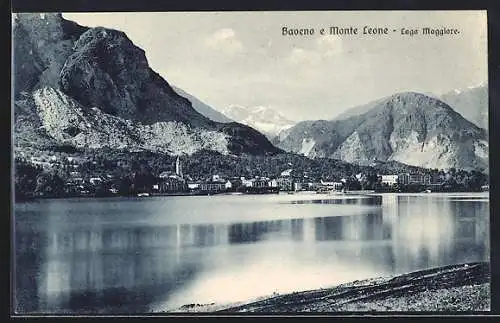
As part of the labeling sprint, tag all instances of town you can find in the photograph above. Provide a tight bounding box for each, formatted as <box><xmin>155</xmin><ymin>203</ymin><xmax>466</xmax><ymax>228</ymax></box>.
<box><xmin>15</xmin><ymin>152</ymin><xmax>489</xmax><ymax>200</ymax></box>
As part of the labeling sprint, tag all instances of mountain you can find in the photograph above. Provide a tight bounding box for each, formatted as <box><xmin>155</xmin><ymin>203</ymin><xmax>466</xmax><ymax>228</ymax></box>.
<box><xmin>12</xmin><ymin>13</ymin><xmax>280</xmax><ymax>158</ymax></box>
<box><xmin>221</xmin><ymin>105</ymin><xmax>296</xmax><ymax>139</ymax></box>
<box><xmin>333</xmin><ymin>97</ymin><xmax>386</xmax><ymax>121</ymax></box>
<box><xmin>438</xmin><ymin>85</ymin><xmax>488</xmax><ymax>131</ymax></box>
<box><xmin>273</xmin><ymin>92</ymin><xmax>488</xmax><ymax>172</ymax></box>
<box><xmin>172</xmin><ymin>86</ymin><xmax>234</xmax><ymax>123</ymax></box>
<box><xmin>334</xmin><ymin>85</ymin><xmax>489</xmax><ymax>130</ymax></box>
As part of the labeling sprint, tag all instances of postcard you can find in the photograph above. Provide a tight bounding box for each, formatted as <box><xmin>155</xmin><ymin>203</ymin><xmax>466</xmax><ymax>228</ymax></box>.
<box><xmin>12</xmin><ymin>10</ymin><xmax>490</xmax><ymax>314</ymax></box>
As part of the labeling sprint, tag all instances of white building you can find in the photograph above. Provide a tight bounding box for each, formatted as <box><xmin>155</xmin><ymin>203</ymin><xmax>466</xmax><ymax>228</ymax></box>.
<box><xmin>380</xmin><ymin>175</ymin><xmax>399</xmax><ymax>185</ymax></box>
<box><xmin>89</xmin><ymin>177</ymin><xmax>103</xmax><ymax>185</ymax></box>
<box><xmin>225</xmin><ymin>181</ymin><xmax>232</xmax><ymax>189</ymax></box>
<box><xmin>268</xmin><ymin>179</ymin><xmax>278</xmax><ymax>188</ymax></box>
<box><xmin>320</xmin><ymin>180</ymin><xmax>343</xmax><ymax>190</ymax></box>
<box><xmin>241</xmin><ymin>177</ymin><xmax>253</xmax><ymax>188</ymax></box>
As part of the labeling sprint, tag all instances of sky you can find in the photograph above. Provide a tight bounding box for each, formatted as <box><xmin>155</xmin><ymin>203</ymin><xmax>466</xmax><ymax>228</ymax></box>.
<box><xmin>63</xmin><ymin>11</ymin><xmax>487</xmax><ymax>121</ymax></box>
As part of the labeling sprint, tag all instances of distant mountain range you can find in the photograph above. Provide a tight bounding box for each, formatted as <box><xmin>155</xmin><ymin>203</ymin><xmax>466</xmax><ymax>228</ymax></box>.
<box><xmin>12</xmin><ymin>13</ymin><xmax>488</xmax><ymax>173</ymax></box>
<box><xmin>221</xmin><ymin>105</ymin><xmax>296</xmax><ymax>139</ymax></box>
<box><xmin>273</xmin><ymin>92</ymin><xmax>488</xmax><ymax>172</ymax></box>
<box><xmin>172</xmin><ymin>86</ymin><xmax>234</xmax><ymax>123</ymax></box>
<box><xmin>13</xmin><ymin>13</ymin><xmax>280</xmax><ymax>158</ymax></box>
<box><xmin>438</xmin><ymin>85</ymin><xmax>488</xmax><ymax>131</ymax></box>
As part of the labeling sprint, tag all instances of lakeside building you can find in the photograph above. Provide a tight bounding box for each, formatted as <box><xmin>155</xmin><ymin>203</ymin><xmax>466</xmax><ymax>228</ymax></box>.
<box><xmin>157</xmin><ymin>156</ymin><xmax>187</xmax><ymax>192</ymax></box>
<box><xmin>277</xmin><ymin>176</ymin><xmax>293</xmax><ymax>191</ymax></box>
<box><xmin>398</xmin><ymin>173</ymin><xmax>431</xmax><ymax>185</ymax></box>
<box><xmin>30</xmin><ymin>156</ymin><xmax>57</xmax><ymax>170</ymax></box>
<box><xmin>319</xmin><ymin>180</ymin><xmax>343</xmax><ymax>191</ymax></box>
<box><xmin>159</xmin><ymin>176</ymin><xmax>187</xmax><ymax>192</ymax></box>
<box><xmin>306</xmin><ymin>182</ymin><xmax>320</xmax><ymax>191</ymax></box>
<box><xmin>199</xmin><ymin>181</ymin><xmax>226</xmax><ymax>192</ymax></box>
<box><xmin>397</xmin><ymin>173</ymin><xmax>410</xmax><ymax>185</ymax></box>
<box><xmin>380</xmin><ymin>175</ymin><xmax>399</xmax><ymax>186</ymax></box>
<box><xmin>355</xmin><ymin>173</ymin><xmax>368</xmax><ymax>182</ymax></box>
<box><xmin>241</xmin><ymin>177</ymin><xmax>254</xmax><ymax>188</ymax></box>
<box><xmin>237</xmin><ymin>177</ymin><xmax>279</xmax><ymax>193</ymax></box>
<box><xmin>277</xmin><ymin>168</ymin><xmax>295</xmax><ymax>191</ymax></box>
<box><xmin>253</xmin><ymin>177</ymin><xmax>269</xmax><ymax>188</ymax></box>
<box><xmin>430</xmin><ymin>173</ymin><xmax>444</xmax><ymax>185</ymax></box>
<box><xmin>268</xmin><ymin>179</ymin><xmax>278</xmax><ymax>188</ymax></box>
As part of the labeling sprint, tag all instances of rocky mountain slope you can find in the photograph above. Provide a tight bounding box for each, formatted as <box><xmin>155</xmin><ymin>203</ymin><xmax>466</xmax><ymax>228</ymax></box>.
<box><xmin>334</xmin><ymin>85</ymin><xmax>489</xmax><ymax>131</ymax></box>
<box><xmin>439</xmin><ymin>85</ymin><xmax>488</xmax><ymax>131</ymax></box>
<box><xmin>221</xmin><ymin>105</ymin><xmax>296</xmax><ymax>139</ymax></box>
<box><xmin>273</xmin><ymin>92</ymin><xmax>488</xmax><ymax>171</ymax></box>
<box><xmin>172</xmin><ymin>86</ymin><xmax>233</xmax><ymax>123</ymax></box>
<box><xmin>12</xmin><ymin>13</ymin><xmax>280</xmax><ymax>158</ymax></box>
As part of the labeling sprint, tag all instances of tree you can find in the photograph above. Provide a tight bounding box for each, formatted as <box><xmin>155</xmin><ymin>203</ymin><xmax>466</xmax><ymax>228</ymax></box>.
<box><xmin>14</xmin><ymin>158</ymin><xmax>43</xmax><ymax>200</ymax></box>
<box><xmin>117</xmin><ymin>176</ymin><xmax>133</xmax><ymax>196</ymax></box>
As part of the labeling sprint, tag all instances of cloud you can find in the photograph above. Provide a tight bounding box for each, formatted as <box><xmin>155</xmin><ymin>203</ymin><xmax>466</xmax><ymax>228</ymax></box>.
<box><xmin>286</xmin><ymin>48</ymin><xmax>320</xmax><ymax>65</ymax></box>
<box><xmin>205</xmin><ymin>28</ymin><xmax>244</xmax><ymax>55</ymax></box>
<box><xmin>316</xmin><ymin>35</ymin><xmax>343</xmax><ymax>56</ymax></box>
<box><xmin>256</xmin><ymin>38</ymin><xmax>273</xmax><ymax>55</ymax></box>
<box><xmin>286</xmin><ymin>36</ymin><xmax>343</xmax><ymax>67</ymax></box>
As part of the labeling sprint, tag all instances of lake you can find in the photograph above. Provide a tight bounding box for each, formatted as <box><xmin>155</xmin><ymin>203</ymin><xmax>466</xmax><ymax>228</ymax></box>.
<box><xmin>13</xmin><ymin>192</ymin><xmax>490</xmax><ymax>313</ymax></box>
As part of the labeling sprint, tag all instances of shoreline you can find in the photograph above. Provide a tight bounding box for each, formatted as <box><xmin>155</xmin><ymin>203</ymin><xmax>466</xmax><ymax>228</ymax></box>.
<box><xmin>167</xmin><ymin>262</ymin><xmax>490</xmax><ymax>313</ymax></box>
<box><xmin>15</xmin><ymin>190</ymin><xmax>489</xmax><ymax>203</ymax></box>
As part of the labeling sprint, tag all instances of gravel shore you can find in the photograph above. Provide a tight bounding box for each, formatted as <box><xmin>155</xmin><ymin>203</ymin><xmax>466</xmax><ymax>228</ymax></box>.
<box><xmin>172</xmin><ymin>262</ymin><xmax>490</xmax><ymax>313</ymax></box>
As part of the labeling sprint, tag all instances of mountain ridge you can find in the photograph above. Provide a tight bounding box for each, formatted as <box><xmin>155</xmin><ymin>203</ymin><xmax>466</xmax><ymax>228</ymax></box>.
<box><xmin>438</xmin><ymin>85</ymin><xmax>488</xmax><ymax>131</ymax></box>
<box><xmin>13</xmin><ymin>13</ymin><xmax>281</xmax><ymax>158</ymax></box>
<box><xmin>274</xmin><ymin>92</ymin><xmax>488</xmax><ymax>171</ymax></box>
<box><xmin>172</xmin><ymin>86</ymin><xmax>234</xmax><ymax>123</ymax></box>
<box><xmin>333</xmin><ymin>85</ymin><xmax>488</xmax><ymax>131</ymax></box>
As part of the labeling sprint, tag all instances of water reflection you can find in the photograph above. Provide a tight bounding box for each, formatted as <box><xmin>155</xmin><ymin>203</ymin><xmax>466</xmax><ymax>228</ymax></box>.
<box><xmin>289</xmin><ymin>195</ymin><xmax>382</xmax><ymax>205</ymax></box>
<box><xmin>14</xmin><ymin>194</ymin><xmax>489</xmax><ymax>313</ymax></box>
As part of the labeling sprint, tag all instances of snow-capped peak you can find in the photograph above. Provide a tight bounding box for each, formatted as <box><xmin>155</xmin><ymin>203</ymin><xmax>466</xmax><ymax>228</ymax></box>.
<box><xmin>468</xmin><ymin>80</ymin><xmax>487</xmax><ymax>89</ymax></box>
<box><xmin>223</xmin><ymin>104</ymin><xmax>297</xmax><ymax>139</ymax></box>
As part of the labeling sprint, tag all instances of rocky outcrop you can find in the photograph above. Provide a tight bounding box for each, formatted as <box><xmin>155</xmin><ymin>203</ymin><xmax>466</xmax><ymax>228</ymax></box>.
<box><xmin>274</xmin><ymin>92</ymin><xmax>488</xmax><ymax>171</ymax></box>
<box><xmin>59</xmin><ymin>27</ymin><xmax>210</xmax><ymax>127</ymax></box>
<box><xmin>13</xmin><ymin>13</ymin><xmax>281</xmax><ymax>157</ymax></box>
<box><xmin>12</xmin><ymin>13</ymin><xmax>88</xmax><ymax>96</ymax></box>
<box><xmin>30</xmin><ymin>87</ymin><xmax>230</xmax><ymax>155</ymax></box>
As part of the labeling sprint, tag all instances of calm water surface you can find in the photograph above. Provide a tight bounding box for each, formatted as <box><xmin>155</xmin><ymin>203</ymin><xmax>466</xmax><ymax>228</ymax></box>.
<box><xmin>13</xmin><ymin>192</ymin><xmax>490</xmax><ymax>313</ymax></box>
